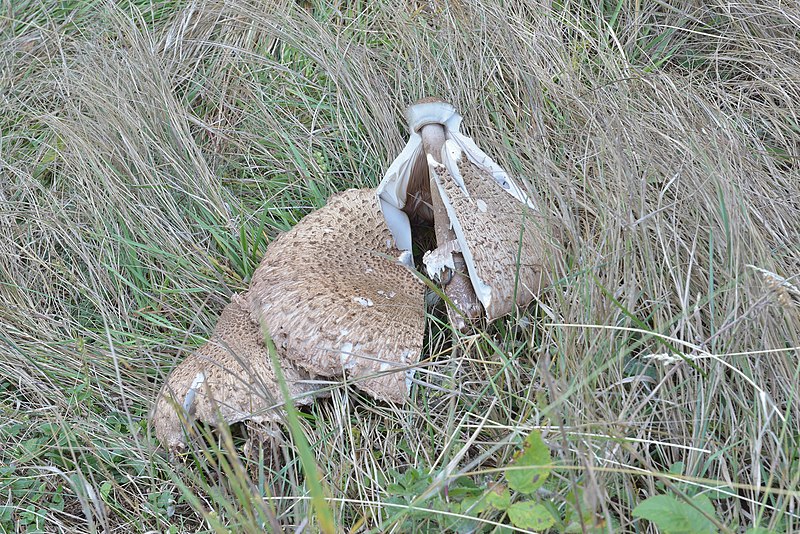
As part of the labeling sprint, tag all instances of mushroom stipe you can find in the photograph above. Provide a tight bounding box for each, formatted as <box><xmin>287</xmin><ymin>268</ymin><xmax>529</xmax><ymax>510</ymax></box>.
<box><xmin>151</xmin><ymin>99</ymin><xmax>551</xmax><ymax>449</ymax></box>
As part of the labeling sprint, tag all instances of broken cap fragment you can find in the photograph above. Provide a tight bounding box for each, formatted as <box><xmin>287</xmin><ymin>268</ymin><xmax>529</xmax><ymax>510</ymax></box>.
<box><xmin>429</xmin><ymin>144</ymin><xmax>548</xmax><ymax>320</ymax></box>
<box><xmin>246</xmin><ymin>188</ymin><xmax>426</xmax><ymax>404</ymax></box>
<box><xmin>151</xmin><ymin>295</ymin><xmax>321</xmax><ymax>449</ymax></box>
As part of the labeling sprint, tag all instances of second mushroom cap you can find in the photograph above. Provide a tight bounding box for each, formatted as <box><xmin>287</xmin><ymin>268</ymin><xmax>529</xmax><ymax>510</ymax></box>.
<box><xmin>246</xmin><ymin>188</ymin><xmax>426</xmax><ymax>404</ymax></box>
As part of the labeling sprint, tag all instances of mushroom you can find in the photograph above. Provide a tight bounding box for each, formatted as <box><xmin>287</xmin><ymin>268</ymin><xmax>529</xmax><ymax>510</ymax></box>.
<box><xmin>378</xmin><ymin>98</ymin><xmax>548</xmax><ymax>321</ymax></box>
<box><xmin>245</xmin><ymin>188</ymin><xmax>426</xmax><ymax>404</ymax></box>
<box><xmin>151</xmin><ymin>295</ymin><xmax>322</xmax><ymax>450</ymax></box>
<box><xmin>152</xmin><ymin>99</ymin><xmax>551</xmax><ymax>448</ymax></box>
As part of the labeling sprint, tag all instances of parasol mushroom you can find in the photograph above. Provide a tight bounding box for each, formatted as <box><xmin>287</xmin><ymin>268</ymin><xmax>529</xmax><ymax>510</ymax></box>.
<box><xmin>377</xmin><ymin>98</ymin><xmax>548</xmax><ymax>321</ymax></box>
<box><xmin>152</xmin><ymin>99</ymin><xmax>552</xmax><ymax>448</ymax></box>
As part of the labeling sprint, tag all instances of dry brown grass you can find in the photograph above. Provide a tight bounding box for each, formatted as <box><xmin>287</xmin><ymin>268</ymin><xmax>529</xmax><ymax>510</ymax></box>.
<box><xmin>1</xmin><ymin>0</ymin><xmax>798</xmax><ymax>531</ymax></box>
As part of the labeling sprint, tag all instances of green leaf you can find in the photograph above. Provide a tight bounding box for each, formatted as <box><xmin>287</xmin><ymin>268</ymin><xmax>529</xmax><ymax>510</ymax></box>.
<box><xmin>440</xmin><ymin>497</ymin><xmax>483</xmax><ymax>533</ymax></box>
<box><xmin>507</xmin><ymin>500</ymin><xmax>556</xmax><ymax>530</ymax></box>
<box><xmin>486</xmin><ymin>486</ymin><xmax>511</xmax><ymax>511</ymax></box>
<box><xmin>447</xmin><ymin>477</ymin><xmax>482</xmax><ymax>500</ymax></box>
<box><xmin>460</xmin><ymin>494</ymin><xmax>489</xmax><ymax>517</ymax></box>
<box><xmin>0</xmin><ymin>505</ymin><xmax>12</xmax><ymax>523</ymax></box>
<box><xmin>387</xmin><ymin>467</ymin><xmax>432</xmax><ymax>497</ymax></box>
<box><xmin>633</xmin><ymin>494</ymin><xmax>718</xmax><ymax>534</ymax></box>
<box><xmin>744</xmin><ymin>529</ymin><xmax>774</xmax><ymax>534</ymax></box>
<box><xmin>506</xmin><ymin>431</ymin><xmax>551</xmax><ymax>494</ymax></box>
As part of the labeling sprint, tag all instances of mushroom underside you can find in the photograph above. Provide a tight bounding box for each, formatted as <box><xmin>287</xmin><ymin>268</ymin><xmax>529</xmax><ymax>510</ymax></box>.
<box><xmin>379</xmin><ymin>99</ymin><xmax>549</xmax><ymax>322</ymax></box>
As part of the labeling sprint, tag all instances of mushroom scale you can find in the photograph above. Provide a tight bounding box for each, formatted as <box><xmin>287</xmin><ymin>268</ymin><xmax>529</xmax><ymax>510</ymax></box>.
<box><xmin>151</xmin><ymin>295</ymin><xmax>321</xmax><ymax>449</ymax></box>
<box><xmin>246</xmin><ymin>188</ymin><xmax>426</xmax><ymax>404</ymax></box>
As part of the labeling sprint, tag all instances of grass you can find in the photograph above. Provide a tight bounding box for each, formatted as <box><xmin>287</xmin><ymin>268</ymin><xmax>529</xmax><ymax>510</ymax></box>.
<box><xmin>1</xmin><ymin>0</ymin><xmax>799</xmax><ymax>531</ymax></box>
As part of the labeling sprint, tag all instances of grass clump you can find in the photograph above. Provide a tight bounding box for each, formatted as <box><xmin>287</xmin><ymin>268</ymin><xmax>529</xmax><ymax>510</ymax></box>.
<box><xmin>1</xmin><ymin>0</ymin><xmax>799</xmax><ymax>531</ymax></box>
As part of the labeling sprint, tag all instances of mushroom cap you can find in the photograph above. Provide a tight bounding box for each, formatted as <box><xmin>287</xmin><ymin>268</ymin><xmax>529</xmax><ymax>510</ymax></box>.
<box><xmin>379</xmin><ymin>99</ymin><xmax>548</xmax><ymax>322</ymax></box>
<box><xmin>151</xmin><ymin>295</ymin><xmax>321</xmax><ymax>449</ymax></box>
<box><xmin>430</xmin><ymin>145</ymin><xmax>548</xmax><ymax>320</ymax></box>
<box><xmin>246</xmin><ymin>188</ymin><xmax>426</xmax><ymax>404</ymax></box>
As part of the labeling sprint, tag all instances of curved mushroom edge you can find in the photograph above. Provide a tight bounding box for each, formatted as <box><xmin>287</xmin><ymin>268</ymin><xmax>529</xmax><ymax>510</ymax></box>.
<box><xmin>244</xmin><ymin>189</ymin><xmax>426</xmax><ymax>406</ymax></box>
<box><xmin>151</xmin><ymin>297</ymin><xmax>323</xmax><ymax>449</ymax></box>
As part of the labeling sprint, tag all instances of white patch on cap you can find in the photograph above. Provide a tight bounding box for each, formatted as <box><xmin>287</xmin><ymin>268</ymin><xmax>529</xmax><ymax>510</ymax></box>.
<box><xmin>339</xmin><ymin>342</ymin><xmax>357</xmax><ymax>370</ymax></box>
<box><xmin>182</xmin><ymin>371</ymin><xmax>206</xmax><ymax>413</ymax></box>
<box><xmin>422</xmin><ymin>240</ymin><xmax>461</xmax><ymax>281</ymax></box>
<box><xmin>352</xmin><ymin>296</ymin><xmax>374</xmax><ymax>307</ymax></box>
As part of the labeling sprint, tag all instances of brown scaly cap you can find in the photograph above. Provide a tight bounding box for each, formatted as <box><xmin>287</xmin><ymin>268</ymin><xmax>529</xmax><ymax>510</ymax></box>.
<box><xmin>246</xmin><ymin>188</ymin><xmax>426</xmax><ymax>404</ymax></box>
<box><xmin>151</xmin><ymin>295</ymin><xmax>321</xmax><ymax>449</ymax></box>
<box><xmin>431</xmin><ymin>151</ymin><xmax>549</xmax><ymax>320</ymax></box>
<box><xmin>413</xmin><ymin>96</ymin><xmax>447</xmax><ymax>105</ymax></box>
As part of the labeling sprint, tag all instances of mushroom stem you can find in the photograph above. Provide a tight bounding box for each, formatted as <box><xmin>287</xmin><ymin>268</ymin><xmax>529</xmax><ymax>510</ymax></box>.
<box><xmin>420</xmin><ymin>122</ymin><xmax>446</xmax><ymax>157</ymax></box>
<box><xmin>420</xmin><ymin>123</ymin><xmax>482</xmax><ymax>331</ymax></box>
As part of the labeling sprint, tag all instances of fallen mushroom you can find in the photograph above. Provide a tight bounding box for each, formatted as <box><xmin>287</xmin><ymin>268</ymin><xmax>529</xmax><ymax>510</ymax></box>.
<box><xmin>152</xmin><ymin>189</ymin><xmax>426</xmax><ymax>448</ymax></box>
<box><xmin>377</xmin><ymin>98</ymin><xmax>547</xmax><ymax>321</ymax></box>
<box><xmin>244</xmin><ymin>188</ymin><xmax>426</xmax><ymax>404</ymax></box>
<box><xmin>152</xmin><ymin>99</ymin><xmax>550</xmax><ymax>448</ymax></box>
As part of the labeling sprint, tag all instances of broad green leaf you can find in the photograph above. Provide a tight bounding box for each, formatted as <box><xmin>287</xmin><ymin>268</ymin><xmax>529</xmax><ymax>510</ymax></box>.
<box><xmin>486</xmin><ymin>486</ymin><xmax>511</xmax><ymax>511</ymax></box>
<box><xmin>507</xmin><ymin>500</ymin><xmax>556</xmax><ymax>530</ymax></box>
<box><xmin>633</xmin><ymin>494</ymin><xmax>717</xmax><ymax>534</ymax></box>
<box><xmin>506</xmin><ymin>431</ymin><xmax>551</xmax><ymax>494</ymax></box>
